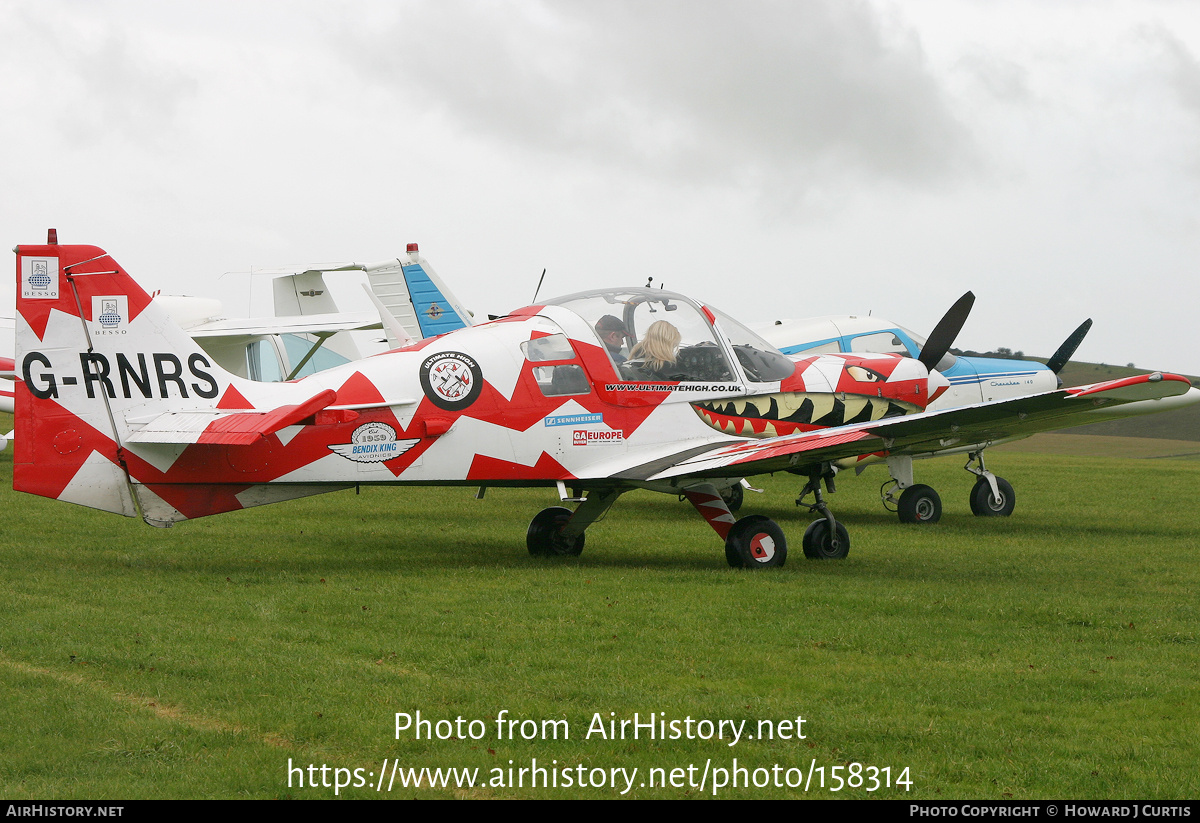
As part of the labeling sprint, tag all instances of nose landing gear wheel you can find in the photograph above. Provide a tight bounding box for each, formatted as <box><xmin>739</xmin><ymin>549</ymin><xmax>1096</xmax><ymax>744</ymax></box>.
<box><xmin>802</xmin><ymin>519</ymin><xmax>850</xmax><ymax>559</ymax></box>
<box><xmin>897</xmin><ymin>484</ymin><xmax>942</xmax><ymax>524</ymax></box>
<box><xmin>724</xmin><ymin>515</ymin><xmax>787</xmax><ymax>569</ymax></box>
<box><xmin>969</xmin><ymin>477</ymin><xmax>1015</xmax><ymax>517</ymax></box>
<box><xmin>720</xmin><ymin>483</ymin><xmax>744</xmax><ymax>513</ymax></box>
<box><xmin>527</xmin><ymin>506</ymin><xmax>585</xmax><ymax>556</ymax></box>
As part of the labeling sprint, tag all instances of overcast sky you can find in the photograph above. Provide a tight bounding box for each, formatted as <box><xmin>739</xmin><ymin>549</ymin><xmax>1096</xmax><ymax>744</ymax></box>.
<box><xmin>3</xmin><ymin>0</ymin><xmax>1199</xmax><ymax>374</ymax></box>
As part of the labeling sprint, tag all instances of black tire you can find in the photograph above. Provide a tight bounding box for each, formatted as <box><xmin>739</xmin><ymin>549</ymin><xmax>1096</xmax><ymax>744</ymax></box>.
<box><xmin>526</xmin><ymin>507</ymin><xmax>585</xmax><ymax>556</ymax></box>
<box><xmin>802</xmin><ymin>518</ymin><xmax>850</xmax><ymax>559</ymax></box>
<box><xmin>897</xmin><ymin>484</ymin><xmax>942</xmax><ymax>524</ymax></box>
<box><xmin>969</xmin><ymin>476</ymin><xmax>1015</xmax><ymax>517</ymax></box>
<box><xmin>724</xmin><ymin>515</ymin><xmax>787</xmax><ymax>569</ymax></box>
<box><xmin>720</xmin><ymin>483</ymin><xmax>744</xmax><ymax>513</ymax></box>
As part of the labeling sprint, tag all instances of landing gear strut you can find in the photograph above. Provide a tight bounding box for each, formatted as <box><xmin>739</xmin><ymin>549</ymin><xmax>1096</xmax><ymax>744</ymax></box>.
<box><xmin>527</xmin><ymin>488</ymin><xmax>623</xmax><ymax>557</ymax></box>
<box><xmin>880</xmin><ymin>455</ymin><xmax>940</xmax><ymax>525</ymax></box>
<box><xmin>683</xmin><ymin>483</ymin><xmax>787</xmax><ymax>569</ymax></box>
<box><xmin>795</xmin><ymin>463</ymin><xmax>849</xmax><ymax>559</ymax></box>
<box><xmin>724</xmin><ymin>515</ymin><xmax>787</xmax><ymax>569</ymax></box>
<box><xmin>964</xmin><ymin>450</ymin><xmax>1015</xmax><ymax>517</ymax></box>
<box><xmin>879</xmin><ymin>451</ymin><xmax>1016</xmax><ymax>521</ymax></box>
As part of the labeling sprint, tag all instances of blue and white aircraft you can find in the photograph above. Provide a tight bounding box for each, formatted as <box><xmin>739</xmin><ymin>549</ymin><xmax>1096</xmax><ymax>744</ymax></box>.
<box><xmin>750</xmin><ymin>305</ymin><xmax>1182</xmax><ymax>525</ymax></box>
<box><xmin>754</xmin><ymin>311</ymin><xmax>1089</xmax><ymax>409</ymax></box>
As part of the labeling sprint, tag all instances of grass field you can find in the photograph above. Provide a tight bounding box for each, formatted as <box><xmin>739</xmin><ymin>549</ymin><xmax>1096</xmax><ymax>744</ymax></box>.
<box><xmin>1</xmin><ymin>428</ymin><xmax>1198</xmax><ymax>799</ymax></box>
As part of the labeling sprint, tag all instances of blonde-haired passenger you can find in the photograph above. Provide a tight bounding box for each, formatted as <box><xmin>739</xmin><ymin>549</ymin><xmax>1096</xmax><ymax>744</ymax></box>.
<box><xmin>627</xmin><ymin>320</ymin><xmax>682</xmax><ymax>379</ymax></box>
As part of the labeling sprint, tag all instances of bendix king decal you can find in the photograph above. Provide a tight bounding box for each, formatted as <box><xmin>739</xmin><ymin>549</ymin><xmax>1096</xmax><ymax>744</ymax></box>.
<box><xmin>420</xmin><ymin>351</ymin><xmax>483</xmax><ymax>411</ymax></box>
<box><xmin>329</xmin><ymin>422</ymin><xmax>419</xmax><ymax>463</ymax></box>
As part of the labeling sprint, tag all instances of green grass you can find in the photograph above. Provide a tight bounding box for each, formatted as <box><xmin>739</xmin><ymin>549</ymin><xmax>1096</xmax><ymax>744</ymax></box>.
<box><xmin>1</xmin><ymin>432</ymin><xmax>1198</xmax><ymax>799</ymax></box>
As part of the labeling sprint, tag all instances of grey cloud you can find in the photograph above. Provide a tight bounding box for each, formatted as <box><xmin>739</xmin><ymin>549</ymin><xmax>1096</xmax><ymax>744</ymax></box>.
<box><xmin>8</xmin><ymin>5</ymin><xmax>198</xmax><ymax>147</ymax></box>
<box><xmin>1148</xmin><ymin>25</ymin><xmax>1200</xmax><ymax>116</ymax></box>
<box><xmin>335</xmin><ymin>0</ymin><xmax>973</xmax><ymax>191</ymax></box>
<box><xmin>954</xmin><ymin>53</ymin><xmax>1033</xmax><ymax>105</ymax></box>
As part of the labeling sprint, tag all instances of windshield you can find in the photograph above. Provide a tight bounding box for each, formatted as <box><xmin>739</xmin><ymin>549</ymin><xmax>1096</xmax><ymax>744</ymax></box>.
<box><xmin>544</xmin><ymin>288</ymin><xmax>793</xmax><ymax>383</ymax></box>
<box><xmin>708</xmin><ymin>306</ymin><xmax>797</xmax><ymax>382</ymax></box>
<box><xmin>545</xmin><ymin>288</ymin><xmax>730</xmax><ymax>381</ymax></box>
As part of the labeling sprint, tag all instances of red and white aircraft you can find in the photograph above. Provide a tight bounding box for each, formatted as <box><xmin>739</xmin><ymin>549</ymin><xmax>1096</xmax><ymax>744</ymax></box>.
<box><xmin>12</xmin><ymin>235</ymin><xmax>1198</xmax><ymax>567</ymax></box>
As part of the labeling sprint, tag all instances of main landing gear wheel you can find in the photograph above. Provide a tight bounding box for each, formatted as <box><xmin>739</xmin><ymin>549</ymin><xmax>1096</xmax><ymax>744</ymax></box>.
<box><xmin>724</xmin><ymin>515</ymin><xmax>787</xmax><ymax>569</ymax></box>
<box><xmin>802</xmin><ymin>519</ymin><xmax>850</xmax><ymax>559</ymax></box>
<box><xmin>897</xmin><ymin>484</ymin><xmax>942</xmax><ymax>524</ymax></box>
<box><xmin>969</xmin><ymin>477</ymin><xmax>1015</xmax><ymax>517</ymax></box>
<box><xmin>527</xmin><ymin>507</ymin><xmax>584</xmax><ymax>556</ymax></box>
<box><xmin>720</xmin><ymin>483</ymin><xmax>744</xmax><ymax>513</ymax></box>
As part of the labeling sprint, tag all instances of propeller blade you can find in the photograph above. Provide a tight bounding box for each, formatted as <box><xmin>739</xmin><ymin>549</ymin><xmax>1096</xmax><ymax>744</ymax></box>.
<box><xmin>918</xmin><ymin>291</ymin><xmax>975</xmax><ymax>371</ymax></box>
<box><xmin>1045</xmin><ymin>318</ymin><xmax>1092</xmax><ymax>374</ymax></box>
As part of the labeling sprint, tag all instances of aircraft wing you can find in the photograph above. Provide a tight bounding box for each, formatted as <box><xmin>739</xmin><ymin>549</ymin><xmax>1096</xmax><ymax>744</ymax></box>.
<box><xmin>183</xmin><ymin>311</ymin><xmax>382</xmax><ymax>338</ymax></box>
<box><xmin>639</xmin><ymin>372</ymin><xmax>1198</xmax><ymax>482</ymax></box>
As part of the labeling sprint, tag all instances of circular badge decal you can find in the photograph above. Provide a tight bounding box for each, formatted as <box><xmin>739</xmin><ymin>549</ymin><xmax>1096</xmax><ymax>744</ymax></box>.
<box><xmin>420</xmin><ymin>351</ymin><xmax>483</xmax><ymax>410</ymax></box>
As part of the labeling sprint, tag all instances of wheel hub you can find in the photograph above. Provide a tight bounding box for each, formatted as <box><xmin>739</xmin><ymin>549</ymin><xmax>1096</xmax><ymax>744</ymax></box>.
<box><xmin>749</xmin><ymin>533</ymin><xmax>776</xmax><ymax>562</ymax></box>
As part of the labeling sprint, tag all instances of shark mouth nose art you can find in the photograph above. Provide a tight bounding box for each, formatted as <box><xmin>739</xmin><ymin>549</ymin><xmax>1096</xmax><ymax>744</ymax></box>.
<box><xmin>692</xmin><ymin>392</ymin><xmax>918</xmax><ymax>438</ymax></box>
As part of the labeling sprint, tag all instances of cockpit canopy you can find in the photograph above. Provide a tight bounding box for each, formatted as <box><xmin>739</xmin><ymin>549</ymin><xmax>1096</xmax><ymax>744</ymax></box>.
<box><xmin>544</xmin><ymin>288</ymin><xmax>794</xmax><ymax>383</ymax></box>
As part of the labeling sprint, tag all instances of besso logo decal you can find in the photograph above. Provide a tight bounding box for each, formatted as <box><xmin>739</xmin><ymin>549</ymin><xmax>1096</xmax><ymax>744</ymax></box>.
<box><xmin>92</xmin><ymin>295</ymin><xmax>128</xmax><ymax>334</ymax></box>
<box><xmin>572</xmin><ymin>429</ymin><xmax>625</xmax><ymax>446</ymax></box>
<box><xmin>329</xmin><ymin>422</ymin><xmax>419</xmax><ymax>463</ymax></box>
<box><xmin>420</xmin><ymin>351</ymin><xmax>483</xmax><ymax>411</ymax></box>
<box><xmin>22</xmin><ymin>257</ymin><xmax>58</xmax><ymax>299</ymax></box>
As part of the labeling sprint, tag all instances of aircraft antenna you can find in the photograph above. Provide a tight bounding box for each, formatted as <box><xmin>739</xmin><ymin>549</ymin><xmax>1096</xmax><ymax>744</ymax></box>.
<box><xmin>531</xmin><ymin>268</ymin><xmax>547</xmax><ymax>304</ymax></box>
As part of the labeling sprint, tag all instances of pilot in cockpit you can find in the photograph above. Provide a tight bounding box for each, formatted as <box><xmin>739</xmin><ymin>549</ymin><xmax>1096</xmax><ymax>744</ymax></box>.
<box><xmin>624</xmin><ymin>320</ymin><xmax>683</xmax><ymax>381</ymax></box>
<box><xmin>595</xmin><ymin>315</ymin><xmax>632</xmax><ymax>364</ymax></box>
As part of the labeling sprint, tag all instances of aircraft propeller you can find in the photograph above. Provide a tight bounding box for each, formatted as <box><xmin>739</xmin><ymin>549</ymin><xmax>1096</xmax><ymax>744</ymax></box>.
<box><xmin>918</xmin><ymin>291</ymin><xmax>975</xmax><ymax>371</ymax></box>
<box><xmin>1045</xmin><ymin>318</ymin><xmax>1093</xmax><ymax>375</ymax></box>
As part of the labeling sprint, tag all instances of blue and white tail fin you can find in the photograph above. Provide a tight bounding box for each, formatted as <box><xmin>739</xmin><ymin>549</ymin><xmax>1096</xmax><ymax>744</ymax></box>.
<box><xmin>366</xmin><ymin>243</ymin><xmax>473</xmax><ymax>346</ymax></box>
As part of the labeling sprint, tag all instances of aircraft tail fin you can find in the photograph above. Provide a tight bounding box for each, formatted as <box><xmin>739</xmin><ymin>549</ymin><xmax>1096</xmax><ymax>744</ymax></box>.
<box><xmin>14</xmin><ymin>234</ymin><xmax>340</xmax><ymax>525</ymax></box>
<box><xmin>366</xmin><ymin>244</ymin><xmax>473</xmax><ymax>346</ymax></box>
